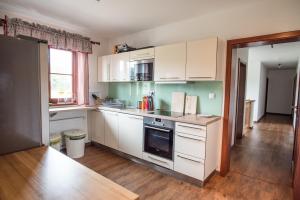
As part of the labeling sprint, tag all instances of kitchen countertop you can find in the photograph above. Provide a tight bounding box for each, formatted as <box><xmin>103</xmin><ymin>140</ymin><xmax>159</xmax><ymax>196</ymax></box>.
<box><xmin>0</xmin><ymin>146</ymin><xmax>139</xmax><ymax>200</ymax></box>
<box><xmin>49</xmin><ymin>105</ymin><xmax>95</xmax><ymax>113</ymax></box>
<box><xmin>97</xmin><ymin>106</ymin><xmax>221</xmax><ymax>126</ymax></box>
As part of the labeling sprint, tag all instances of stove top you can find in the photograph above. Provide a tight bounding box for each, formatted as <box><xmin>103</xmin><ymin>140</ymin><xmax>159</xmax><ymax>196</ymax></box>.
<box><xmin>152</xmin><ymin>110</ymin><xmax>184</xmax><ymax>118</ymax></box>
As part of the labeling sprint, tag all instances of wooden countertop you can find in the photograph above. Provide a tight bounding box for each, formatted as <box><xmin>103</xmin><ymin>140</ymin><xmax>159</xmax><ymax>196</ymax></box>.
<box><xmin>0</xmin><ymin>147</ymin><xmax>139</xmax><ymax>200</ymax></box>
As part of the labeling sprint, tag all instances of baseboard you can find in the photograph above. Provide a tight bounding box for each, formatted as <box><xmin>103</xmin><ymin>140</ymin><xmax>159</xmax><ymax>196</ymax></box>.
<box><xmin>266</xmin><ymin>112</ymin><xmax>292</xmax><ymax>117</ymax></box>
<box><xmin>90</xmin><ymin>142</ymin><xmax>211</xmax><ymax>187</ymax></box>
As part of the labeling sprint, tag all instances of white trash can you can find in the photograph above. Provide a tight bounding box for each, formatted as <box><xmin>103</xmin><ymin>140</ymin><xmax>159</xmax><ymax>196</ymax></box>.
<box><xmin>50</xmin><ymin>133</ymin><xmax>62</xmax><ymax>151</ymax></box>
<box><xmin>64</xmin><ymin>129</ymin><xmax>86</xmax><ymax>158</ymax></box>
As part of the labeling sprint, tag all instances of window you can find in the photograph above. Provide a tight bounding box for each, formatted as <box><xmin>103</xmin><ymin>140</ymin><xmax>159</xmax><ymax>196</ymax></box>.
<box><xmin>49</xmin><ymin>48</ymin><xmax>76</xmax><ymax>104</ymax></box>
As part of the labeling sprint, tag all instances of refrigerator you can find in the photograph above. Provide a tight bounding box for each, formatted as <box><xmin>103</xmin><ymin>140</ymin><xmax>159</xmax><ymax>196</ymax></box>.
<box><xmin>0</xmin><ymin>35</ymin><xmax>49</xmax><ymax>155</ymax></box>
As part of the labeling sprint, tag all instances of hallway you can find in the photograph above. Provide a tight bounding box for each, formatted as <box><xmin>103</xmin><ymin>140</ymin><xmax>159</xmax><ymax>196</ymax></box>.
<box><xmin>230</xmin><ymin>114</ymin><xmax>294</xmax><ymax>195</ymax></box>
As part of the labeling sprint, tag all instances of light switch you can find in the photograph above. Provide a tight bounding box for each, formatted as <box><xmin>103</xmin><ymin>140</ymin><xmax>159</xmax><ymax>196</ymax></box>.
<box><xmin>209</xmin><ymin>93</ymin><xmax>216</xmax><ymax>100</ymax></box>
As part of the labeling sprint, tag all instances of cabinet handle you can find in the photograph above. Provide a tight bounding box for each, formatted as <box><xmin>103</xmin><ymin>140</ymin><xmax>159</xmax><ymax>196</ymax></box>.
<box><xmin>177</xmin><ymin>124</ymin><xmax>206</xmax><ymax>131</ymax></box>
<box><xmin>148</xmin><ymin>155</ymin><xmax>168</xmax><ymax>164</ymax></box>
<box><xmin>177</xmin><ymin>154</ymin><xmax>204</xmax><ymax>164</ymax></box>
<box><xmin>128</xmin><ymin>116</ymin><xmax>143</xmax><ymax>120</ymax></box>
<box><xmin>144</xmin><ymin>125</ymin><xmax>171</xmax><ymax>132</ymax></box>
<box><xmin>176</xmin><ymin>133</ymin><xmax>205</xmax><ymax>142</ymax></box>
<box><xmin>188</xmin><ymin>76</ymin><xmax>212</xmax><ymax>79</ymax></box>
<box><xmin>159</xmin><ymin>77</ymin><xmax>180</xmax><ymax>80</ymax></box>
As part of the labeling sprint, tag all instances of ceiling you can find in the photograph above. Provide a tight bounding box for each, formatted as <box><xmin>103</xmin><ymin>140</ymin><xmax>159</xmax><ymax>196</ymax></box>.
<box><xmin>0</xmin><ymin>0</ymin><xmax>261</xmax><ymax>38</ymax></box>
<box><xmin>248</xmin><ymin>41</ymin><xmax>300</xmax><ymax>70</ymax></box>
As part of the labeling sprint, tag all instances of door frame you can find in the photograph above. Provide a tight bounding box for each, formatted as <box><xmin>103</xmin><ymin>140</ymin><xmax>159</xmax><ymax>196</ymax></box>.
<box><xmin>221</xmin><ymin>30</ymin><xmax>300</xmax><ymax>176</ymax></box>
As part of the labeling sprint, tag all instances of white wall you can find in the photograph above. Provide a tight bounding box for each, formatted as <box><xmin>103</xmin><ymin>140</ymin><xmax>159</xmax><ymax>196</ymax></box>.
<box><xmin>267</xmin><ymin>69</ymin><xmax>297</xmax><ymax>114</ymax></box>
<box><xmin>108</xmin><ymin>0</ymin><xmax>300</xmax><ymax>51</ymax></box>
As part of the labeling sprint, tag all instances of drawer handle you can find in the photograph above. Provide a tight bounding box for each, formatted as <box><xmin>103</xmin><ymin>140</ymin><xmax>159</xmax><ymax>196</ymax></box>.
<box><xmin>177</xmin><ymin>133</ymin><xmax>205</xmax><ymax>142</ymax></box>
<box><xmin>177</xmin><ymin>154</ymin><xmax>204</xmax><ymax>164</ymax></box>
<box><xmin>148</xmin><ymin>155</ymin><xmax>168</xmax><ymax>164</ymax></box>
<box><xmin>177</xmin><ymin>124</ymin><xmax>206</xmax><ymax>131</ymax></box>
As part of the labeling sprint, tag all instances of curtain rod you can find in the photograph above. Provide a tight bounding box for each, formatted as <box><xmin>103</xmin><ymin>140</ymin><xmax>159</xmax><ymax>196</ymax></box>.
<box><xmin>0</xmin><ymin>17</ymin><xmax>100</xmax><ymax>46</ymax></box>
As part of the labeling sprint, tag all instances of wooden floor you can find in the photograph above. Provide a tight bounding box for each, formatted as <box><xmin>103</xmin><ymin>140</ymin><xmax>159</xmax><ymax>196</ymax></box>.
<box><xmin>76</xmin><ymin>114</ymin><xmax>293</xmax><ymax>200</ymax></box>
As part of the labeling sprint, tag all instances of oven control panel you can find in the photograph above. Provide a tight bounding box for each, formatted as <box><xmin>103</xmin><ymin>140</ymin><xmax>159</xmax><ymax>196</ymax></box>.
<box><xmin>144</xmin><ymin>117</ymin><xmax>174</xmax><ymax>129</ymax></box>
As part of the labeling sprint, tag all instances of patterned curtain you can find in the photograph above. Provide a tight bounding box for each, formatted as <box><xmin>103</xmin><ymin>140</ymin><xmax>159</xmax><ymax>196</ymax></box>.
<box><xmin>6</xmin><ymin>18</ymin><xmax>92</xmax><ymax>54</ymax></box>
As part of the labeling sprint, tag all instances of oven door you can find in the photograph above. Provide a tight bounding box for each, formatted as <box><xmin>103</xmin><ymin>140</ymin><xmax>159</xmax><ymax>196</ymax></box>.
<box><xmin>144</xmin><ymin>125</ymin><xmax>173</xmax><ymax>160</ymax></box>
<box><xmin>130</xmin><ymin>59</ymin><xmax>154</xmax><ymax>81</ymax></box>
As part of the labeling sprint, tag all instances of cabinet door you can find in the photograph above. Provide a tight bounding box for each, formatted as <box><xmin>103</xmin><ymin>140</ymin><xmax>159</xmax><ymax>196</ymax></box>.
<box><xmin>186</xmin><ymin>38</ymin><xmax>217</xmax><ymax>80</ymax></box>
<box><xmin>91</xmin><ymin>111</ymin><xmax>105</xmax><ymax>144</ymax></box>
<box><xmin>154</xmin><ymin>43</ymin><xmax>186</xmax><ymax>81</ymax></box>
<box><xmin>97</xmin><ymin>55</ymin><xmax>110</xmax><ymax>82</ymax></box>
<box><xmin>118</xmin><ymin>114</ymin><xmax>143</xmax><ymax>158</ymax></box>
<box><xmin>110</xmin><ymin>52</ymin><xmax>130</xmax><ymax>82</ymax></box>
<box><xmin>103</xmin><ymin>111</ymin><xmax>119</xmax><ymax>149</ymax></box>
<box><xmin>130</xmin><ymin>48</ymin><xmax>154</xmax><ymax>61</ymax></box>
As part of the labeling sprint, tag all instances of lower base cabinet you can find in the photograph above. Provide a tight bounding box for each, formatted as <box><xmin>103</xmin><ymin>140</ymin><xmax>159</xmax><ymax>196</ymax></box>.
<box><xmin>91</xmin><ymin>110</ymin><xmax>221</xmax><ymax>183</ymax></box>
<box><xmin>103</xmin><ymin>111</ymin><xmax>119</xmax><ymax>149</ymax></box>
<box><xmin>118</xmin><ymin>114</ymin><xmax>143</xmax><ymax>159</ymax></box>
<box><xmin>174</xmin><ymin>152</ymin><xmax>204</xmax><ymax>180</ymax></box>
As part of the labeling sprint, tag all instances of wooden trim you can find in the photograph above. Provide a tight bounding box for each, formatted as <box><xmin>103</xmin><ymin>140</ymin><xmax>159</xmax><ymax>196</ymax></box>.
<box><xmin>221</xmin><ymin>30</ymin><xmax>300</xmax><ymax>176</ymax></box>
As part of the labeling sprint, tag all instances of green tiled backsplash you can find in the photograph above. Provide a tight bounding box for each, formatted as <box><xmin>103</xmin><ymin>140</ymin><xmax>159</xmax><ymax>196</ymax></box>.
<box><xmin>108</xmin><ymin>81</ymin><xmax>223</xmax><ymax>115</ymax></box>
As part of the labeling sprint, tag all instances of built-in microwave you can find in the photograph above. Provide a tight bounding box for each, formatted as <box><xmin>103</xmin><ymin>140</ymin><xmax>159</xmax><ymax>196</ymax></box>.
<box><xmin>130</xmin><ymin>59</ymin><xmax>154</xmax><ymax>81</ymax></box>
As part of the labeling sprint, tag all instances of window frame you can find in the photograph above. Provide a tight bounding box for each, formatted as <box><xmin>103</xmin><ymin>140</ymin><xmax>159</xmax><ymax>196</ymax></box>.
<box><xmin>49</xmin><ymin>48</ymin><xmax>77</xmax><ymax>106</ymax></box>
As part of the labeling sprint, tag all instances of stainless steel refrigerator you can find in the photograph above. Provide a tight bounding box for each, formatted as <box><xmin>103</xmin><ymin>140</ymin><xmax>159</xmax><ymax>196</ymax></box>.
<box><xmin>0</xmin><ymin>35</ymin><xmax>49</xmax><ymax>155</ymax></box>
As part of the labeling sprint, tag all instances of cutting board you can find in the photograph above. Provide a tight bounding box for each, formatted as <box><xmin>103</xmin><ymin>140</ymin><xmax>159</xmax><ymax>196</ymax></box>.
<box><xmin>171</xmin><ymin>92</ymin><xmax>185</xmax><ymax>113</ymax></box>
<box><xmin>185</xmin><ymin>96</ymin><xmax>197</xmax><ymax>114</ymax></box>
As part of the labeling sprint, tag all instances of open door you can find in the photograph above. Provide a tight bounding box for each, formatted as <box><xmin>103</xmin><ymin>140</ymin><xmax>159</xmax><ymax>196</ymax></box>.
<box><xmin>293</xmin><ymin>78</ymin><xmax>300</xmax><ymax>200</ymax></box>
<box><xmin>235</xmin><ymin>60</ymin><xmax>247</xmax><ymax>140</ymax></box>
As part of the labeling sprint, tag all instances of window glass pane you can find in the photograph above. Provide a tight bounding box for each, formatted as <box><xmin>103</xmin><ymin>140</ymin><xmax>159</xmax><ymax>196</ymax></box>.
<box><xmin>50</xmin><ymin>48</ymin><xmax>72</xmax><ymax>74</ymax></box>
<box><xmin>50</xmin><ymin>74</ymin><xmax>73</xmax><ymax>99</ymax></box>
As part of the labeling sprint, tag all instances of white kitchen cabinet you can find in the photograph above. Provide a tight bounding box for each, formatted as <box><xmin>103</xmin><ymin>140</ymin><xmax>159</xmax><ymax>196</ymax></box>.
<box><xmin>118</xmin><ymin>114</ymin><xmax>143</xmax><ymax>158</ymax></box>
<box><xmin>91</xmin><ymin>111</ymin><xmax>105</xmax><ymax>145</ymax></box>
<box><xmin>174</xmin><ymin>120</ymin><xmax>221</xmax><ymax>181</ymax></box>
<box><xmin>110</xmin><ymin>52</ymin><xmax>130</xmax><ymax>82</ymax></box>
<box><xmin>154</xmin><ymin>42</ymin><xmax>186</xmax><ymax>81</ymax></box>
<box><xmin>103</xmin><ymin>111</ymin><xmax>119</xmax><ymax>149</ymax></box>
<box><xmin>97</xmin><ymin>55</ymin><xmax>110</xmax><ymax>82</ymax></box>
<box><xmin>130</xmin><ymin>48</ymin><xmax>155</xmax><ymax>61</ymax></box>
<box><xmin>186</xmin><ymin>38</ymin><xmax>218</xmax><ymax>80</ymax></box>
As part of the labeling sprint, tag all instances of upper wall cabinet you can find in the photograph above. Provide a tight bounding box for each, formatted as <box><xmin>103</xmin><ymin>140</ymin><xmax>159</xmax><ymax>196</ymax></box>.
<box><xmin>154</xmin><ymin>42</ymin><xmax>186</xmax><ymax>82</ymax></box>
<box><xmin>110</xmin><ymin>52</ymin><xmax>130</xmax><ymax>82</ymax></box>
<box><xmin>186</xmin><ymin>38</ymin><xmax>218</xmax><ymax>81</ymax></box>
<box><xmin>130</xmin><ymin>48</ymin><xmax>154</xmax><ymax>61</ymax></box>
<box><xmin>97</xmin><ymin>55</ymin><xmax>111</xmax><ymax>82</ymax></box>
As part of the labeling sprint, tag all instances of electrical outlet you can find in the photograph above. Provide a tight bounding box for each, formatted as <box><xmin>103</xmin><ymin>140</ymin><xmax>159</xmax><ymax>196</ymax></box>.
<box><xmin>209</xmin><ymin>93</ymin><xmax>216</xmax><ymax>100</ymax></box>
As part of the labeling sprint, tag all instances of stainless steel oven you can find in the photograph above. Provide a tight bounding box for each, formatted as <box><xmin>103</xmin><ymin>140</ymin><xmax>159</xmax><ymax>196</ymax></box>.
<box><xmin>130</xmin><ymin>59</ymin><xmax>154</xmax><ymax>81</ymax></box>
<box><xmin>143</xmin><ymin>117</ymin><xmax>174</xmax><ymax>160</ymax></box>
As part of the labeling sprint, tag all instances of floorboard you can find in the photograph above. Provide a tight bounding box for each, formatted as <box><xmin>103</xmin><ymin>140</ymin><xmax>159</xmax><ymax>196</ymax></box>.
<box><xmin>76</xmin><ymin>114</ymin><xmax>293</xmax><ymax>200</ymax></box>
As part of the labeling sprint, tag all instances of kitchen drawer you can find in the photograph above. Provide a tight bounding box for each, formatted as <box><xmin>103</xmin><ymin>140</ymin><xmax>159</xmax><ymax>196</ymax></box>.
<box><xmin>175</xmin><ymin>132</ymin><xmax>206</xmax><ymax>159</ymax></box>
<box><xmin>176</xmin><ymin>122</ymin><xmax>206</xmax><ymax>138</ymax></box>
<box><xmin>174</xmin><ymin>152</ymin><xmax>204</xmax><ymax>181</ymax></box>
<box><xmin>142</xmin><ymin>152</ymin><xmax>173</xmax><ymax>170</ymax></box>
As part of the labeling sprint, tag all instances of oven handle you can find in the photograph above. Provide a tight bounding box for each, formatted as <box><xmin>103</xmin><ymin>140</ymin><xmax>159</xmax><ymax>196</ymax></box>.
<box><xmin>144</xmin><ymin>125</ymin><xmax>171</xmax><ymax>133</ymax></box>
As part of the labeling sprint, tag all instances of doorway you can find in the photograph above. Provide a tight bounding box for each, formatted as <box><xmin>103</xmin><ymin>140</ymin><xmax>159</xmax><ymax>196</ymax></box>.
<box><xmin>220</xmin><ymin>30</ymin><xmax>300</xmax><ymax>200</ymax></box>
